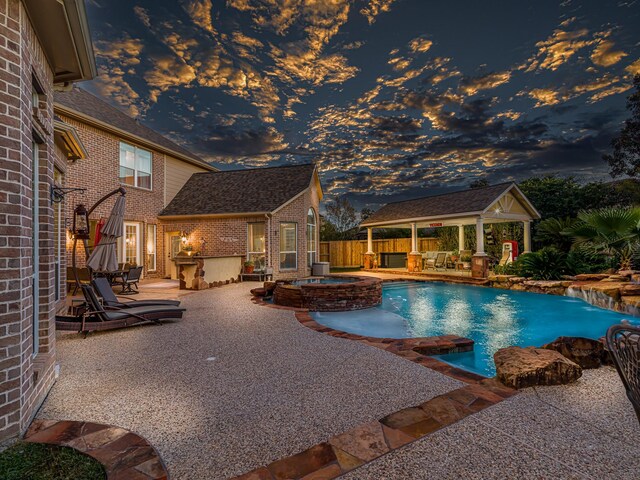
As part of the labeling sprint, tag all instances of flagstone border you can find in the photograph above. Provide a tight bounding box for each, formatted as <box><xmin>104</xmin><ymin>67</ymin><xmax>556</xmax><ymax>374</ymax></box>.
<box><xmin>232</xmin><ymin>379</ymin><xmax>516</xmax><ymax>480</ymax></box>
<box><xmin>24</xmin><ymin>419</ymin><xmax>168</xmax><ymax>480</ymax></box>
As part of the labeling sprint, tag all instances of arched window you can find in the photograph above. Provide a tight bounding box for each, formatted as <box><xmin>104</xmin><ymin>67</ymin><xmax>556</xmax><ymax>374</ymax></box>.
<box><xmin>307</xmin><ymin>208</ymin><xmax>317</xmax><ymax>267</ymax></box>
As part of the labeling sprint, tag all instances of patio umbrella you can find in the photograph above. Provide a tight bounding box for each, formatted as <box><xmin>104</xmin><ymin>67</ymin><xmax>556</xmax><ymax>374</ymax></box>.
<box><xmin>87</xmin><ymin>194</ymin><xmax>125</xmax><ymax>272</ymax></box>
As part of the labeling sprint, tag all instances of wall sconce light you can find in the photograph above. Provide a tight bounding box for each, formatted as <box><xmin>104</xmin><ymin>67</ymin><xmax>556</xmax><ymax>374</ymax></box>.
<box><xmin>180</xmin><ymin>230</ymin><xmax>188</xmax><ymax>244</ymax></box>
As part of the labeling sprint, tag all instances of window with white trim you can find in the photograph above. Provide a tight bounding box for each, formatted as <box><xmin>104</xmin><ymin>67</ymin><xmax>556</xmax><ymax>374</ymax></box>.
<box><xmin>247</xmin><ymin>223</ymin><xmax>266</xmax><ymax>270</ymax></box>
<box><xmin>119</xmin><ymin>141</ymin><xmax>152</xmax><ymax>190</ymax></box>
<box><xmin>279</xmin><ymin>222</ymin><xmax>297</xmax><ymax>270</ymax></box>
<box><xmin>307</xmin><ymin>208</ymin><xmax>317</xmax><ymax>267</ymax></box>
<box><xmin>147</xmin><ymin>224</ymin><xmax>157</xmax><ymax>271</ymax></box>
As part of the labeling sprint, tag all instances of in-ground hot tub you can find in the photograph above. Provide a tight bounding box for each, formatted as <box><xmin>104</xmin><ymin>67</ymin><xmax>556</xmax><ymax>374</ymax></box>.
<box><xmin>273</xmin><ymin>275</ymin><xmax>382</xmax><ymax>311</ymax></box>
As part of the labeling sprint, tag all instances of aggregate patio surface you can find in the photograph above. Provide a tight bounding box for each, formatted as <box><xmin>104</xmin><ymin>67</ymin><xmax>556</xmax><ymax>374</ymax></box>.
<box><xmin>44</xmin><ymin>280</ymin><xmax>640</xmax><ymax>479</ymax></box>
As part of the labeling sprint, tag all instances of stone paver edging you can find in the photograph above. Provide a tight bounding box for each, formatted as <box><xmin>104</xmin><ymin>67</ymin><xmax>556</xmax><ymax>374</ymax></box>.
<box><xmin>25</xmin><ymin>419</ymin><xmax>168</xmax><ymax>480</ymax></box>
<box><xmin>244</xmin><ymin>289</ymin><xmax>520</xmax><ymax>479</ymax></box>
<box><xmin>233</xmin><ymin>379</ymin><xmax>516</xmax><ymax>480</ymax></box>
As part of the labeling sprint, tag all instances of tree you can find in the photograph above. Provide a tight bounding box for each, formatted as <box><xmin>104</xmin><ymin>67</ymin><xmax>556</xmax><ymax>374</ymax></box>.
<box><xmin>534</xmin><ymin>217</ymin><xmax>576</xmax><ymax>252</ymax></box>
<box><xmin>565</xmin><ymin>206</ymin><xmax>640</xmax><ymax>270</ymax></box>
<box><xmin>360</xmin><ymin>208</ymin><xmax>374</xmax><ymax>221</ymax></box>
<box><xmin>605</xmin><ymin>75</ymin><xmax>640</xmax><ymax>177</ymax></box>
<box><xmin>470</xmin><ymin>178</ymin><xmax>490</xmax><ymax>188</ymax></box>
<box><xmin>323</xmin><ymin>197</ymin><xmax>359</xmax><ymax>240</ymax></box>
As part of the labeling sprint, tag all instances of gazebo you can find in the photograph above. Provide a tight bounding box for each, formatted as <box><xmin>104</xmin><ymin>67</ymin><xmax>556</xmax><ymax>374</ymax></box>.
<box><xmin>360</xmin><ymin>182</ymin><xmax>541</xmax><ymax>276</ymax></box>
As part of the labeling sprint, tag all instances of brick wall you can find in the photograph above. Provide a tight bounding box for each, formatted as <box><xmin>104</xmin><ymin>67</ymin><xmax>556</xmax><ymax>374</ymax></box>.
<box><xmin>59</xmin><ymin>114</ymin><xmax>166</xmax><ymax>277</ymax></box>
<box><xmin>159</xmin><ymin>182</ymin><xmax>321</xmax><ymax>280</ymax></box>
<box><xmin>0</xmin><ymin>0</ymin><xmax>57</xmax><ymax>443</ymax></box>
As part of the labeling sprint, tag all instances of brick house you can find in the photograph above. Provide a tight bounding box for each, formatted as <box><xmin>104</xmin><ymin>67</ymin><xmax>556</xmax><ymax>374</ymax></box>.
<box><xmin>54</xmin><ymin>87</ymin><xmax>216</xmax><ymax>279</ymax></box>
<box><xmin>158</xmin><ymin>164</ymin><xmax>323</xmax><ymax>282</ymax></box>
<box><xmin>0</xmin><ymin>0</ymin><xmax>95</xmax><ymax>443</ymax></box>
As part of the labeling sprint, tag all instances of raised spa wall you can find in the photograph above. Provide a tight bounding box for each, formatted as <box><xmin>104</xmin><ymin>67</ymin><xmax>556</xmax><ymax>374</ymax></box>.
<box><xmin>272</xmin><ymin>276</ymin><xmax>383</xmax><ymax>311</ymax></box>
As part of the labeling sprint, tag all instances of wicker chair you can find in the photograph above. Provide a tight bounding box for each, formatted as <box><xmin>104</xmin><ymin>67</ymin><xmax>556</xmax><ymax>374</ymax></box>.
<box><xmin>606</xmin><ymin>324</ymin><xmax>640</xmax><ymax>423</ymax></box>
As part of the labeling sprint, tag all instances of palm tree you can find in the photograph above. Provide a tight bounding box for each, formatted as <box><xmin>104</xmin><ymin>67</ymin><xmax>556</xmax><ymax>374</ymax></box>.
<box><xmin>565</xmin><ymin>207</ymin><xmax>640</xmax><ymax>270</ymax></box>
<box><xmin>534</xmin><ymin>217</ymin><xmax>576</xmax><ymax>251</ymax></box>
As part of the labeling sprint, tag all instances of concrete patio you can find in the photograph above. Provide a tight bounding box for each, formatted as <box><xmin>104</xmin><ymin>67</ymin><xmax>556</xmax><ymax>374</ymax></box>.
<box><xmin>43</xmin><ymin>282</ymin><xmax>640</xmax><ymax>479</ymax></box>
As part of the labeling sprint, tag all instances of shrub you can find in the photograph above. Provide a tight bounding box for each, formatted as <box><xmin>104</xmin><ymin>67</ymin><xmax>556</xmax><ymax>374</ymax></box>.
<box><xmin>518</xmin><ymin>247</ymin><xmax>568</xmax><ymax>280</ymax></box>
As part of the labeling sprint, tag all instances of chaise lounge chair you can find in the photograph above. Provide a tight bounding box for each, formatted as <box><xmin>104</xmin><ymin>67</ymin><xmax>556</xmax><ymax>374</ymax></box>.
<box><xmin>606</xmin><ymin>324</ymin><xmax>640</xmax><ymax>423</ymax></box>
<box><xmin>92</xmin><ymin>277</ymin><xmax>181</xmax><ymax>308</ymax></box>
<box><xmin>58</xmin><ymin>285</ymin><xmax>185</xmax><ymax>332</ymax></box>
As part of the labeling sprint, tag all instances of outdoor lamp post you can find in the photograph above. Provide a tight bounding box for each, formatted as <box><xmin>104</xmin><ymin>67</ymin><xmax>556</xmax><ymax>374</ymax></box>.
<box><xmin>73</xmin><ymin>204</ymin><xmax>90</xmax><ymax>239</ymax></box>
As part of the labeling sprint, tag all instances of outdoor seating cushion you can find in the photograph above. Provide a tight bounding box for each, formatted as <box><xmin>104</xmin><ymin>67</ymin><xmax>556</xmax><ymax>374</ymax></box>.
<box><xmin>103</xmin><ymin>305</ymin><xmax>185</xmax><ymax>321</ymax></box>
<box><xmin>92</xmin><ymin>278</ymin><xmax>181</xmax><ymax>307</ymax></box>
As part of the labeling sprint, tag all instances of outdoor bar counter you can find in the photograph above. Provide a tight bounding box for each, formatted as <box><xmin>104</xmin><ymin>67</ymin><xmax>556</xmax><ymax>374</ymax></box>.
<box><xmin>178</xmin><ymin>255</ymin><xmax>243</xmax><ymax>290</ymax></box>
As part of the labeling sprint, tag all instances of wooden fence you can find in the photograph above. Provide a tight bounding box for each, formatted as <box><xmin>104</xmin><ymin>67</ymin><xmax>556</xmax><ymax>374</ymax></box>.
<box><xmin>319</xmin><ymin>238</ymin><xmax>440</xmax><ymax>267</ymax></box>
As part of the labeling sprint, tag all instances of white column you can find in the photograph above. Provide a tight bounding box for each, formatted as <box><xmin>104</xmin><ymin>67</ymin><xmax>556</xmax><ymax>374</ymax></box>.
<box><xmin>475</xmin><ymin>217</ymin><xmax>486</xmax><ymax>255</ymax></box>
<box><xmin>410</xmin><ymin>223</ymin><xmax>419</xmax><ymax>254</ymax></box>
<box><xmin>458</xmin><ymin>225</ymin><xmax>465</xmax><ymax>251</ymax></box>
<box><xmin>523</xmin><ymin>220</ymin><xmax>531</xmax><ymax>254</ymax></box>
<box><xmin>366</xmin><ymin>227</ymin><xmax>374</xmax><ymax>254</ymax></box>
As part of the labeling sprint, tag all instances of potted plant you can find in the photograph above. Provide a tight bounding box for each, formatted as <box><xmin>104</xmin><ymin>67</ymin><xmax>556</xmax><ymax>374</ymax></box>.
<box><xmin>244</xmin><ymin>260</ymin><xmax>255</xmax><ymax>273</ymax></box>
<box><xmin>460</xmin><ymin>254</ymin><xmax>472</xmax><ymax>270</ymax></box>
<box><xmin>450</xmin><ymin>250</ymin><xmax>460</xmax><ymax>262</ymax></box>
<box><xmin>183</xmin><ymin>245</ymin><xmax>193</xmax><ymax>256</ymax></box>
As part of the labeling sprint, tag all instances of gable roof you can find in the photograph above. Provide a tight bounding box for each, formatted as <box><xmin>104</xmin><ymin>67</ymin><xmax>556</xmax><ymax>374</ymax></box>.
<box><xmin>361</xmin><ymin>182</ymin><xmax>539</xmax><ymax>227</ymax></box>
<box><xmin>54</xmin><ymin>88</ymin><xmax>214</xmax><ymax>170</ymax></box>
<box><xmin>159</xmin><ymin>163</ymin><xmax>320</xmax><ymax>217</ymax></box>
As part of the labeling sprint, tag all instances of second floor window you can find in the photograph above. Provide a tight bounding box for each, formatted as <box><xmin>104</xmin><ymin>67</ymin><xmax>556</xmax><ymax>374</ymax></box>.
<box><xmin>119</xmin><ymin>141</ymin><xmax>152</xmax><ymax>189</ymax></box>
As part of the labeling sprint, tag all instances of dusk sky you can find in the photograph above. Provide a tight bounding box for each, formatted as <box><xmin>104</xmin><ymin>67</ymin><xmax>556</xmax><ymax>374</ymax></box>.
<box><xmin>83</xmin><ymin>0</ymin><xmax>640</xmax><ymax>209</ymax></box>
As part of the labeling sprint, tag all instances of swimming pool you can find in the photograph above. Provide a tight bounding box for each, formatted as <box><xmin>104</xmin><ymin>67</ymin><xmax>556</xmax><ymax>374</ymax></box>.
<box><xmin>311</xmin><ymin>281</ymin><xmax>637</xmax><ymax>377</ymax></box>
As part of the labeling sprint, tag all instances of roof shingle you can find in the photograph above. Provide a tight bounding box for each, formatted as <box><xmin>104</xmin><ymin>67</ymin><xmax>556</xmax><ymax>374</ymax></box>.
<box><xmin>54</xmin><ymin>88</ymin><xmax>209</xmax><ymax>168</ymax></box>
<box><xmin>159</xmin><ymin>163</ymin><xmax>318</xmax><ymax>216</ymax></box>
<box><xmin>362</xmin><ymin>183</ymin><xmax>515</xmax><ymax>225</ymax></box>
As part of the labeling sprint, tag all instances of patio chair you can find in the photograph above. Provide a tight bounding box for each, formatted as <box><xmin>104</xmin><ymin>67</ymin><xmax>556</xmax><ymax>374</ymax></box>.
<box><xmin>433</xmin><ymin>252</ymin><xmax>447</xmax><ymax>271</ymax></box>
<box><xmin>67</xmin><ymin>267</ymin><xmax>91</xmax><ymax>295</ymax></box>
<box><xmin>92</xmin><ymin>277</ymin><xmax>181</xmax><ymax>308</ymax></box>
<box><xmin>606</xmin><ymin>324</ymin><xmax>640</xmax><ymax>423</ymax></box>
<box><xmin>80</xmin><ymin>284</ymin><xmax>185</xmax><ymax>329</ymax></box>
<box><xmin>119</xmin><ymin>265</ymin><xmax>142</xmax><ymax>294</ymax></box>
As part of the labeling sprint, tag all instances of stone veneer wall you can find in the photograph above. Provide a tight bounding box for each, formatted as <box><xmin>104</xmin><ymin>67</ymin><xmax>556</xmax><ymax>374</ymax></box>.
<box><xmin>0</xmin><ymin>0</ymin><xmax>58</xmax><ymax>442</ymax></box>
<box><xmin>274</xmin><ymin>277</ymin><xmax>383</xmax><ymax>311</ymax></box>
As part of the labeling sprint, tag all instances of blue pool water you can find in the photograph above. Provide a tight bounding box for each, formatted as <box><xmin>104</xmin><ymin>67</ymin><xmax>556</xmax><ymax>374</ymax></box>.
<box><xmin>311</xmin><ymin>281</ymin><xmax>637</xmax><ymax>377</ymax></box>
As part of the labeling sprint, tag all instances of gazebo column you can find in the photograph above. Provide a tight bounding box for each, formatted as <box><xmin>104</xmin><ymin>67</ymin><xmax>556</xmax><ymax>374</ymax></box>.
<box><xmin>364</xmin><ymin>227</ymin><xmax>376</xmax><ymax>270</ymax></box>
<box><xmin>523</xmin><ymin>220</ymin><xmax>532</xmax><ymax>254</ymax></box>
<box><xmin>408</xmin><ymin>222</ymin><xmax>422</xmax><ymax>272</ymax></box>
<box><xmin>458</xmin><ymin>224</ymin><xmax>465</xmax><ymax>251</ymax></box>
<box><xmin>472</xmin><ymin>217</ymin><xmax>489</xmax><ymax>278</ymax></box>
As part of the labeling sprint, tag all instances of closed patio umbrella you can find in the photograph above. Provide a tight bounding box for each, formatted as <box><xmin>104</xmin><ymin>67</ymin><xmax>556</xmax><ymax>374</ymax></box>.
<box><xmin>87</xmin><ymin>194</ymin><xmax>125</xmax><ymax>272</ymax></box>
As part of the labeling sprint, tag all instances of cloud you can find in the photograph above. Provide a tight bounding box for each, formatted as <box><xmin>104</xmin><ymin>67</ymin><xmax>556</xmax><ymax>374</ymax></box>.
<box><xmin>195</xmin><ymin>125</ymin><xmax>288</xmax><ymax>159</ymax></box>
<box><xmin>144</xmin><ymin>56</ymin><xmax>197</xmax><ymax>102</ymax></box>
<box><xmin>626</xmin><ymin>58</ymin><xmax>640</xmax><ymax>75</ymax></box>
<box><xmin>408</xmin><ymin>36</ymin><xmax>433</xmax><ymax>53</ymax></box>
<box><xmin>272</xmin><ymin>48</ymin><xmax>359</xmax><ymax>86</ymax></box>
<box><xmin>526</xmin><ymin>28</ymin><xmax>596</xmax><ymax>71</ymax></box>
<box><xmin>182</xmin><ymin>0</ymin><xmax>215</xmax><ymax>35</ymax></box>
<box><xmin>458</xmin><ymin>71</ymin><xmax>511</xmax><ymax>96</ymax></box>
<box><xmin>591</xmin><ymin>39</ymin><xmax>627</xmax><ymax>66</ymax></box>
<box><xmin>360</xmin><ymin>0</ymin><xmax>396</xmax><ymax>24</ymax></box>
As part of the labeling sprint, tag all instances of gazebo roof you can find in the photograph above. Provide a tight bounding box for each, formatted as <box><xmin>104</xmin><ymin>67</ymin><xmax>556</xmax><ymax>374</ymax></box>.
<box><xmin>361</xmin><ymin>182</ymin><xmax>540</xmax><ymax>228</ymax></box>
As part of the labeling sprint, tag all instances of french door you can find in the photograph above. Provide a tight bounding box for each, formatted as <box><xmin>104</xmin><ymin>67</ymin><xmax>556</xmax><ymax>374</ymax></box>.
<box><xmin>119</xmin><ymin>222</ymin><xmax>141</xmax><ymax>268</ymax></box>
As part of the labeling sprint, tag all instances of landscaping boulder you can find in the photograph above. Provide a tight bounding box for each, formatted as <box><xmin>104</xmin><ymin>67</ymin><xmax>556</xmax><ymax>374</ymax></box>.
<box><xmin>542</xmin><ymin>336</ymin><xmax>606</xmax><ymax>369</ymax></box>
<box><xmin>494</xmin><ymin>346</ymin><xmax>582</xmax><ymax>389</ymax></box>
<box><xmin>620</xmin><ymin>284</ymin><xmax>640</xmax><ymax>296</ymax></box>
<box><xmin>575</xmin><ymin>274</ymin><xmax>609</xmax><ymax>281</ymax></box>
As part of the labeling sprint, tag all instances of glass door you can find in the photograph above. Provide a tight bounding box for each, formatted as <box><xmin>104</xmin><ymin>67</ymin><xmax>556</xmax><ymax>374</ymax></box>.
<box><xmin>120</xmin><ymin>222</ymin><xmax>141</xmax><ymax>268</ymax></box>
